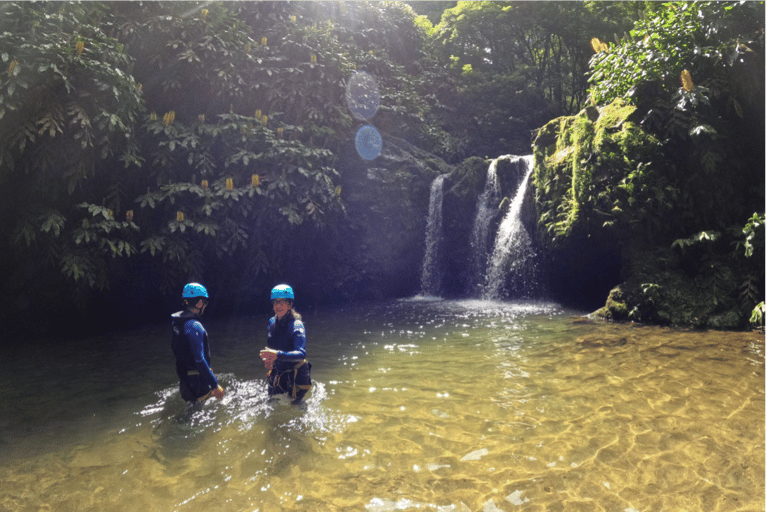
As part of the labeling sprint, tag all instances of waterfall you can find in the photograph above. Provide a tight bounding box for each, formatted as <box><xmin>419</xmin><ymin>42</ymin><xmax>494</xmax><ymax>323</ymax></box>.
<box><xmin>482</xmin><ymin>155</ymin><xmax>536</xmax><ymax>300</ymax></box>
<box><xmin>420</xmin><ymin>174</ymin><xmax>447</xmax><ymax>296</ymax></box>
<box><xmin>468</xmin><ymin>156</ymin><xmax>507</xmax><ymax>293</ymax></box>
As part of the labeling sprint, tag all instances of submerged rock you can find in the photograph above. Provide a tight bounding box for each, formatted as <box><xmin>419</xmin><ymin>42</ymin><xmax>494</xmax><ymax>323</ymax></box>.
<box><xmin>576</xmin><ymin>337</ymin><xmax>628</xmax><ymax>348</ymax></box>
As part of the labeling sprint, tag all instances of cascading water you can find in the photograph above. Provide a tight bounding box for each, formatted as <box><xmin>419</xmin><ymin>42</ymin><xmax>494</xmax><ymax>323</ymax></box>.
<box><xmin>468</xmin><ymin>156</ymin><xmax>507</xmax><ymax>294</ymax></box>
<box><xmin>420</xmin><ymin>174</ymin><xmax>447</xmax><ymax>296</ymax></box>
<box><xmin>482</xmin><ymin>155</ymin><xmax>536</xmax><ymax>300</ymax></box>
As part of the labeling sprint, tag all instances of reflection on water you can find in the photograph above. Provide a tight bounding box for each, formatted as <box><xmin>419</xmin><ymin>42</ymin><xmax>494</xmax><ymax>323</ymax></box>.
<box><xmin>0</xmin><ymin>298</ymin><xmax>763</xmax><ymax>511</ymax></box>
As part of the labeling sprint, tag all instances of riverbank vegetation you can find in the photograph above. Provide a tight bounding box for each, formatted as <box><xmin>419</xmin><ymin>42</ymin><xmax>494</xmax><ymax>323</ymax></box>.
<box><xmin>0</xmin><ymin>1</ymin><xmax>762</xmax><ymax>337</ymax></box>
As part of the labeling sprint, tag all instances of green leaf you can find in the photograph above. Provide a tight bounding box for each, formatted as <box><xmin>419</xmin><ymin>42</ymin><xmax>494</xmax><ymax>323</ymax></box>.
<box><xmin>39</xmin><ymin>212</ymin><xmax>66</xmax><ymax>237</ymax></box>
<box><xmin>140</xmin><ymin>236</ymin><xmax>165</xmax><ymax>257</ymax></box>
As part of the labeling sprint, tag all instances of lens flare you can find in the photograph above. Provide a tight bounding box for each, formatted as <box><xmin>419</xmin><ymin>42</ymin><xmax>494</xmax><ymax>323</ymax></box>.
<box><xmin>355</xmin><ymin>125</ymin><xmax>382</xmax><ymax>160</ymax></box>
<box><xmin>345</xmin><ymin>71</ymin><xmax>380</xmax><ymax>121</ymax></box>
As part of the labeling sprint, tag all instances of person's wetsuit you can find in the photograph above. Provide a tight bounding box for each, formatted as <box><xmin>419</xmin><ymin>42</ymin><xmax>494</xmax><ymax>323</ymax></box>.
<box><xmin>266</xmin><ymin>310</ymin><xmax>312</xmax><ymax>402</ymax></box>
<box><xmin>171</xmin><ymin>310</ymin><xmax>219</xmax><ymax>402</ymax></box>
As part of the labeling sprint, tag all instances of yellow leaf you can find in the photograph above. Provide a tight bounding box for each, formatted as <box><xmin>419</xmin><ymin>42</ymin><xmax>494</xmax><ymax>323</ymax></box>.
<box><xmin>590</xmin><ymin>38</ymin><xmax>608</xmax><ymax>53</ymax></box>
<box><xmin>680</xmin><ymin>70</ymin><xmax>694</xmax><ymax>92</ymax></box>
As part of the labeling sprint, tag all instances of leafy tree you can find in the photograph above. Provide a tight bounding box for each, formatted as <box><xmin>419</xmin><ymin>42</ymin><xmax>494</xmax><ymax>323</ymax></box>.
<box><xmin>422</xmin><ymin>1</ymin><xmax>640</xmax><ymax>159</ymax></box>
<box><xmin>0</xmin><ymin>1</ymin><xmax>451</xmax><ymax>323</ymax></box>
<box><xmin>587</xmin><ymin>1</ymin><xmax>764</xmax><ymax>233</ymax></box>
<box><xmin>585</xmin><ymin>1</ymin><xmax>764</xmax><ymax>327</ymax></box>
<box><xmin>115</xmin><ymin>2</ymin><xmax>349</xmax><ymax>303</ymax></box>
<box><xmin>0</xmin><ymin>2</ymin><xmax>144</xmax><ymax>320</ymax></box>
<box><xmin>406</xmin><ymin>1</ymin><xmax>457</xmax><ymax>25</ymax></box>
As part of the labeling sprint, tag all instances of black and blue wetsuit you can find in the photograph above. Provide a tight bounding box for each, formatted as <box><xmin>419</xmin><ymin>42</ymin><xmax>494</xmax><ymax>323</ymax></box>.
<box><xmin>266</xmin><ymin>310</ymin><xmax>312</xmax><ymax>402</ymax></box>
<box><xmin>172</xmin><ymin>310</ymin><xmax>219</xmax><ymax>402</ymax></box>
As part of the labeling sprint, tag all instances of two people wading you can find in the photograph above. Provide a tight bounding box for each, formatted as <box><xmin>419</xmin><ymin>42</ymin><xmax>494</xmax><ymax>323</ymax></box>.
<box><xmin>171</xmin><ymin>282</ymin><xmax>312</xmax><ymax>406</ymax></box>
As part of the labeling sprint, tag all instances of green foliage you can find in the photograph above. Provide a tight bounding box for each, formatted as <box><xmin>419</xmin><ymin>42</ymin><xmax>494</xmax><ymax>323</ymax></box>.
<box><xmin>433</xmin><ymin>2</ymin><xmax>637</xmax><ymax>116</ymax></box>
<box><xmin>133</xmin><ymin>109</ymin><xmax>344</xmax><ymax>292</ymax></box>
<box><xmin>750</xmin><ymin>302</ymin><xmax>765</xmax><ymax>330</ymax></box>
<box><xmin>732</xmin><ymin>213</ymin><xmax>765</xmax><ymax>315</ymax></box>
<box><xmin>534</xmin><ymin>99</ymin><xmax>674</xmax><ymax>245</ymax></box>
<box><xmin>0</xmin><ymin>2</ymin><xmax>143</xmax><ymax>190</ymax></box>
<box><xmin>588</xmin><ymin>2</ymin><xmax>763</xmax><ymax>105</ymax></box>
<box><xmin>587</xmin><ymin>1</ymin><xmax>764</xmax><ymax>234</ymax></box>
<box><xmin>731</xmin><ymin>212</ymin><xmax>765</xmax><ymax>259</ymax></box>
<box><xmin>405</xmin><ymin>2</ymin><xmax>458</xmax><ymax>26</ymax></box>
<box><xmin>0</xmin><ymin>1</ymin><xmax>351</xmax><ymax>311</ymax></box>
<box><xmin>0</xmin><ymin>1</ymin><xmax>762</xmax><ymax>333</ymax></box>
<box><xmin>669</xmin><ymin>212</ymin><xmax>764</xmax><ymax>322</ymax></box>
<box><xmin>671</xmin><ymin>230</ymin><xmax>721</xmax><ymax>253</ymax></box>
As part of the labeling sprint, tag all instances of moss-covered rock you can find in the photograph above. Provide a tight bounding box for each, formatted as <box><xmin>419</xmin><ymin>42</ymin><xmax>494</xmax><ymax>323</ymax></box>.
<box><xmin>446</xmin><ymin>156</ymin><xmax>488</xmax><ymax>201</ymax></box>
<box><xmin>530</xmin><ymin>97</ymin><xmax>758</xmax><ymax>328</ymax></box>
<box><xmin>530</xmin><ymin>98</ymin><xmax>668</xmax><ymax>309</ymax></box>
<box><xmin>594</xmin><ymin>246</ymin><xmax>752</xmax><ymax>330</ymax></box>
<box><xmin>533</xmin><ymin>97</ymin><xmax>670</xmax><ymax>244</ymax></box>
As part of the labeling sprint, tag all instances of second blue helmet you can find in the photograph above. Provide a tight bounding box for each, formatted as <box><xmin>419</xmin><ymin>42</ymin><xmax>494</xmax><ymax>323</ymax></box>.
<box><xmin>182</xmin><ymin>282</ymin><xmax>209</xmax><ymax>299</ymax></box>
<box><xmin>270</xmin><ymin>284</ymin><xmax>294</xmax><ymax>300</ymax></box>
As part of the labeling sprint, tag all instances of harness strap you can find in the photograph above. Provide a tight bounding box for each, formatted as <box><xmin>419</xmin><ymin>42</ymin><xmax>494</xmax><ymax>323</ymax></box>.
<box><xmin>267</xmin><ymin>360</ymin><xmax>311</xmax><ymax>398</ymax></box>
<box><xmin>197</xmin><ymin>389</ymin><xmax>214</xmax><ymax>402</ymax></box>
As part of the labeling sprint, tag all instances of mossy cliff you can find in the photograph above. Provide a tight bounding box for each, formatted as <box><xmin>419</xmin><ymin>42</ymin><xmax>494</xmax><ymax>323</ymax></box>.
<box><xmin>532</xmin><ymin>98</ymin><xmax>760</xmax><ymax>329</ymax></box>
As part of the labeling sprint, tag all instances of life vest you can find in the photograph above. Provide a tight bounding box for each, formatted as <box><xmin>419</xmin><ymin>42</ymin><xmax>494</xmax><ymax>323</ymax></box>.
<box><xmin>266</xmin><ymin>311</ymin><xmax>304</xmax><ymax>359</ymax></box>
<box><xmin>171</xmin><ymin>310</ymin><xmax>211</xmax><ymax>381</ymax></box>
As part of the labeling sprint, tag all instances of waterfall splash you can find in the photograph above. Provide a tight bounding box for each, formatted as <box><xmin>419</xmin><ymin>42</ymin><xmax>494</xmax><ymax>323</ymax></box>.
<box><xmin>420</xmin><ymin>174</ymin><xmax>447</xmax><ymax>296</ymax></box>
<box><xmin>482</xmin><ymin>155</ymin><xmax>536</xmax><ymax>300</ymax></box>
<box><xmin>468</xmin><ymin>156</ymin><xmax>508</xmax><ymax>293</ymax></box>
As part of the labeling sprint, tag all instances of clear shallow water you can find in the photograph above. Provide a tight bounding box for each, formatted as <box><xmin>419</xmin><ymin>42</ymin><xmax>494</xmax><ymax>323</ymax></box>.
<box><xmin>0</xmin><ymin>298</ymin><xmax>763</xmax><ymax>511</ymax></box>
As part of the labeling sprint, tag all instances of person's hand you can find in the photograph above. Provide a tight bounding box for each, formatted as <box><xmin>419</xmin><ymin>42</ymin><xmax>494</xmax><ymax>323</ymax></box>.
<box><xmin>212</xmin><ymin>385</ymin><xmax>225</xmax><ymax>400</ymax></box>
<box><xmin>260</xmin><ymin>348</ymin><xmax>278</xmax><ymax>370</ymax></box>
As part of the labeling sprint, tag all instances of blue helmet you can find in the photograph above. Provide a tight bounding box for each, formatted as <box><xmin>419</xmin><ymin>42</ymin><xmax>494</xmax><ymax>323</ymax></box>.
<box><xmin>182</xmin><ymin>282</ymin><xmax>209</xmax><ymax>299</ymax></box>
<box><xmin>271</xmin><ymin>284</ymin><xmax>294</xmax><ymax>301</ymax></box>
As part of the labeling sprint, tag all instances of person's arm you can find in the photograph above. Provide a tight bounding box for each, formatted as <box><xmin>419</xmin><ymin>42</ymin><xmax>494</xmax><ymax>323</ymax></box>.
<box><xmin>260</xmin><ymin>317</ymin><xmax>278</xmax><ymax>369</ymax></box>
<box><xmin>185</xmin><ymin>320</ymin><xmax>219</xmax><ymax>390</ymax></box>
<box><xmin>276</xmin><ymin>319</ymin><xmax>307</xmax><ymax>361</ymax></box>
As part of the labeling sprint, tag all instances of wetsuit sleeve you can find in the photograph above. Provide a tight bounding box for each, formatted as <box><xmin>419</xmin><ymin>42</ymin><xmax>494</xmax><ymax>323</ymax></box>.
<box><xmin>185</xmin><ymin>319</ymin><xmax>218</xmax><ymax>389</ymax></box>
<box><xmin>277</xmin><ymin>319</ymin><xmax>307</xmax><ymax>360</ymax></box>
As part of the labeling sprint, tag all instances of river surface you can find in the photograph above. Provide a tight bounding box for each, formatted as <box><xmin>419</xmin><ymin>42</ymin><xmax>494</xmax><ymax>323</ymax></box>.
<box><xmin>0</xmin><ymin>298</ymin><xmax>764</xmax><ymax>511</ymax></box>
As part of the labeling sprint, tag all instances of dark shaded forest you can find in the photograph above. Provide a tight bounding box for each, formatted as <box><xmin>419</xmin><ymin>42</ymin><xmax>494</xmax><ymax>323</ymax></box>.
<box><xmin>0</xmin><ymin>1</ymin><xmax>763</xmax><ymax>338</ymax></box>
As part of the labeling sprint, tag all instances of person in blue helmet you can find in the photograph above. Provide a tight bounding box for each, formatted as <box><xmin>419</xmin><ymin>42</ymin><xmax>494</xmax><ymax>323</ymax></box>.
<box><xmin>171</xmin><ymin>283</ymin><xmax>225</xmax><ymax>403</ymax></box>
<box><xmin>259</xmin><ymin>284</ymin><xmax>312</xmax><ymax>404</ymax></box>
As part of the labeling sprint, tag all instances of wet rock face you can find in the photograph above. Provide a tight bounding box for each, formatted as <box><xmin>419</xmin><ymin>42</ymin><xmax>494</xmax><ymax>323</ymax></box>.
<box><xmin>528</xmin><ymin>99</ymin><xmax>664</xmax><ymax>311</ymax></box>
<box><xmin>323</xmin><ymin>134</ymin><xmax>452</xmax><ymax>301</ymax></box>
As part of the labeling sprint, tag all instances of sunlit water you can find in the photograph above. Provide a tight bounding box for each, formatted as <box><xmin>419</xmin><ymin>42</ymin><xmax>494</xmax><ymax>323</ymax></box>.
<box><xmin>0</xmin><ymin>299</ymin><xmax>763</xmax><ymax>511</ymax></box>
